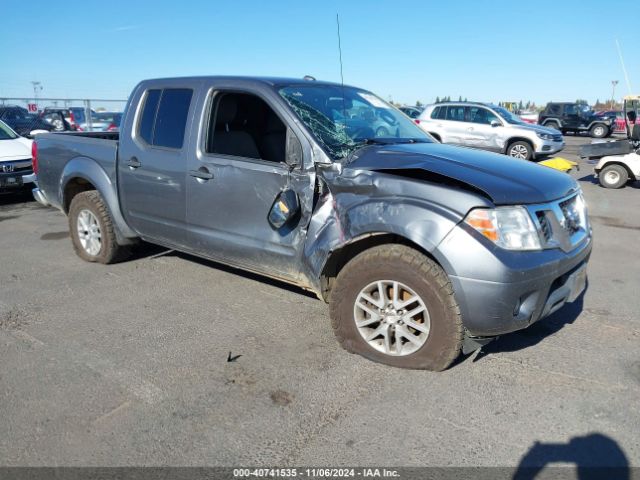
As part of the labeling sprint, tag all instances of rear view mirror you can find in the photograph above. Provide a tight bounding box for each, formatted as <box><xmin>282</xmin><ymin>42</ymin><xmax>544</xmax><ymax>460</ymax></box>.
<box><xmin>268</xmin><ymin>188</ymin><xmax>300</xmax><ymax>230</ymax></box>
<box><xmin>285</xmin><ymin>129</ymin><xmax>303</xmax><ymax>169</ymax></box>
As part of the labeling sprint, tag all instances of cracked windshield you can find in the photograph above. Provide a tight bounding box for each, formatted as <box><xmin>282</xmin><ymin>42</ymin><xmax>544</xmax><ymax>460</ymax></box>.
<box><xmin>279</xmin><ymin>84</ymin><xmax>432</xmax><ymax>160</ymax></box>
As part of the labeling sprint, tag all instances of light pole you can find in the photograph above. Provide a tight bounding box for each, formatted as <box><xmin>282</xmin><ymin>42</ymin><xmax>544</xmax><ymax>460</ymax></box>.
<box><xmin>611</xmin><ymin>80</ymin><xmax>619</xmax><ymax>109</ymax></box>
<box><xmin>31</xmin><ymin>81</ymin><xmax>43</xmax><ymax>110</ymax></box>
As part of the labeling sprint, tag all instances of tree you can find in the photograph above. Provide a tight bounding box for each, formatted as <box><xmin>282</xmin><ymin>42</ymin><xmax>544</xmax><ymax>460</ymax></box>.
<box><xmin>416</xmin><ymin>100</ymin><xmax>423</xmax><ymax>107</ymax></box>
<box><xmin>576</xmin><ymin>99</ymin><xmax>588</xmax><ymax>106</ymax></box>
<box><xmin>458</xmin><ymin>95</ymin><xmax>462</xmax><ymax>102</ymax></box>
<box><xmin>435</xmin><ymin>96</ymin><xmax>440</xmax><ymax>103</ymax></box>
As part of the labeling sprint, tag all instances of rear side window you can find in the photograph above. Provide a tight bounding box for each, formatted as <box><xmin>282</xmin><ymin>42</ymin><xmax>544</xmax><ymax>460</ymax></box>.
<box><xmin>139</xmin><ymin>89</ymin><xmax>161</xmax><ymax>144</ymax></box>
<box><xmin>430</xmin><ymin>106</ymin><xmax>440</xmax><ymax>119</ymax></box>
<box><xmin>446</xmin><ymin>106</ymin><xmax>465</xmax><ymax>122</ymax></box>
<box><xmin>154</xmin><ymin>89</ymin><xmax>193</xmax><ymax>148</ymax></box>
<box><xmin>138</xmin><ymin>88</ymin><xmax>193</xmax><ymax>149</ymax></box>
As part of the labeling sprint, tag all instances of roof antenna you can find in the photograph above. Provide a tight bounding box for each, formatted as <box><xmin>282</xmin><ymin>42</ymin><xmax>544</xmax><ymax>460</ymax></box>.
<box><xmin>336</xmin><ymin>13</ymin><xmax>348</xmax><ymax>147</ymax></box>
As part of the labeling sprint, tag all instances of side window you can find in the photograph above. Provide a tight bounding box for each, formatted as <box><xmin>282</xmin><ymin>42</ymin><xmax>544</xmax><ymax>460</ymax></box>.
<box><xmin>138</xmin><ymin>89</ymin><xmax>161</xmax><ymax>144</ymax></box>
<box><xmin>547</xmin><ymin>104</ymin><xmax>560</xmax><ymax>115</ymax></box>
<box><xmin>430</xmin><ymin>106</ymin><xmax>440</xmax><ymax>119</ymax></box>
<box><xmin>446</xmin><ymin>106</ymin><xmax>465</xmax><ymax>122</ymax></box>
<box><xmin>153</xmin><ymin>89</ymin><xmax>193</xmax><ymax>149</ymax></box>
<box><xmin>437</xmin><ymin>106</ymin><xmax>447</xmax><ymax>120</ymax></box>
<box><xmin>206</xmin><ymin>92</ymin><xmax>288</xmax><ymax>163</ymax></box>
<box><xmin>138</xmin><ymin>88</ymin><xmax>193</xmax><ymax>149</ymax></box>
<box><xmin>564</xmin><ymin>104</ymin><xmax>577</xmax><ymax>115</ymax></box>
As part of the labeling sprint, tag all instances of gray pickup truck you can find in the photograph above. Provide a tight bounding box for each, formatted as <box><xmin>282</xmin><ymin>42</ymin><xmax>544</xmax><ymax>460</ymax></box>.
<box><xmin>32</xmin><ymin>76</ymin><xmax>592</xmax><ymax>370</ymax></box>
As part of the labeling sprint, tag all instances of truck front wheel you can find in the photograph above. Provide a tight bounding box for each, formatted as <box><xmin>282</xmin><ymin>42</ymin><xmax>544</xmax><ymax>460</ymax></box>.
<box><xmin>329</xmin><ymin>244</ymin><xmax>463</xmax><ymax>370</ymax></box>
<box><xmin>590</xmin><ymin>124</ymin><xmax>609</xmax><ymax>138</ymax></box>
<box><xmin>599</xmin><ymin>164</ymin><xmax>628</xmax><ymax>189</ymax></box>
<box><xmin>68</xmin><ymin>190</ymin><xmax>130</xmax><ymax>264</ymax></box>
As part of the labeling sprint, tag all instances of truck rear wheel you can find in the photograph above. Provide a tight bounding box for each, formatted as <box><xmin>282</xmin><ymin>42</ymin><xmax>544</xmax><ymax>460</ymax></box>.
<box><xmin>329</xmin><ymin>244</ymin><xmax>463</xmax><ymax>370</ymax></box>
<box><xmin>68</xmin><ymin>190</ymin><xmax>130</xmax><ymax>264</ymax></box>
<box><xmin>599</xmin><ymin>164</ymin><xmax>628</xmax><ymax>189</ymax></box>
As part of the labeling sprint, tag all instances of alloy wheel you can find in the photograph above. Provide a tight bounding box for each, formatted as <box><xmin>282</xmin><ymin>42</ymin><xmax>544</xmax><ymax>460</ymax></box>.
<box><xmin>353</xmin><ymin>280</ymin><xmax>430</xmax><ymax>356</ymax></box>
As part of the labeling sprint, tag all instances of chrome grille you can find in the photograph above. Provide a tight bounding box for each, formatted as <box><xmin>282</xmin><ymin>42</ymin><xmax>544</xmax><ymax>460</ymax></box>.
<box><xmin>527</xmin><ymin>192</ymin><xmax>590</xmax><ymax>252</ymax></box>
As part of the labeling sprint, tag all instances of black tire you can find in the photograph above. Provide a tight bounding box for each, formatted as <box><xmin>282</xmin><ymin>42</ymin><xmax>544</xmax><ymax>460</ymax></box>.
<box><xmin>68</xmin><ymin>190</ymin><xmax>130</xmax><ymax>264</ymax></box>
<box><xmin>329</xmin><ymin>244</ymin><xmax>463</xmax><ymax>371</ymax></box>
<box><xmin>545</xmin><ymin>121</ymin><xmax>562</xmax><ymax>132</ymax></box>
<box><xmin>507</xmin><ymin>140</ymin><xmax>533</xmax><ymax>160</ymax></box>
<box><xmin>590</xmin><ymin>124</ymin><xmax>609</xmax><ymax>139</ymax></box>
<box><xmin>375</xmin><ymin>127</ymin><xmax>389</xmax><ymax>137</ymax></box>
<box><xmin>599</xmin><ymin>164</ymin><xmax>628</xmax><ymax>189</ymax></box>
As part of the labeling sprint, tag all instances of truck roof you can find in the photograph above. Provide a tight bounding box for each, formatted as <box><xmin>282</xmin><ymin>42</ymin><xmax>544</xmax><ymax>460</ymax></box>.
<box><xmin>139</xmin><ymin>75</ymin><xmax>353</xmax><ymax>89</ymax></box>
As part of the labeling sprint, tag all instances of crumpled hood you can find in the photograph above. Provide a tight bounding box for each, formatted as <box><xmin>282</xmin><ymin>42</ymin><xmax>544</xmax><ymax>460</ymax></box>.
<box><xmin>0</xmin><ymin>137</ymin><xmax>32</xmax><ymax>161</ymax></box>
<box><xmin>344</xmin><ymin>142</ymin><xmax>578</xmax><ymax>205</ymax></box>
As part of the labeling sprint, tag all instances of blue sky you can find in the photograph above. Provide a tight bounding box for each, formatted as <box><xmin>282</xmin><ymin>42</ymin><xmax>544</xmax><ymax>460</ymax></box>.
<box><xmin>2</xmin><ymin>0</ymin><xmax>638</xmax><ymax>107</ymax></box>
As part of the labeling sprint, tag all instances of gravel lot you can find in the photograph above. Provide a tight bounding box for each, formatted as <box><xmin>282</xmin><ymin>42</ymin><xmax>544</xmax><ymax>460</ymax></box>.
<box><xmin>1</xmin><ymin>135</ymin><xmax>639</xmax><ymax>469</ymax></box>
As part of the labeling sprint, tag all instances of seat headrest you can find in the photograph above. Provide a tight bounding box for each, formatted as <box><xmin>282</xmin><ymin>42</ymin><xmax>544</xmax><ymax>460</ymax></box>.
<box><xmin>217</xmin><ymin>97</ymin><xmax>237</xmax><ymax>125</ymax></box>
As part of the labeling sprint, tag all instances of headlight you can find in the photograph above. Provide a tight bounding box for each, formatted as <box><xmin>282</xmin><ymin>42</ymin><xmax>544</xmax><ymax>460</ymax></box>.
<box><xmin>464</xmin><ymin>206</ymin><xmax>541</xmax><ymax>250</ymax></box>
<box><xmin>537</xmin><ymin>132</ymin><xmax>555</xmax><ymax>140</ymax></box>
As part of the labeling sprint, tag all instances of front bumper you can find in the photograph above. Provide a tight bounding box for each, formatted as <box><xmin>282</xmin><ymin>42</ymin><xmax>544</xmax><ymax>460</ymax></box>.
<box><xmin>534</xmin><ymin>139</ymin><xmax>564</xmax><ymax>156</ymax></box>
<box><xmin>436</xmin><ymin>225</ymin><xmax>592</xmax><ymax>337</ymax></box>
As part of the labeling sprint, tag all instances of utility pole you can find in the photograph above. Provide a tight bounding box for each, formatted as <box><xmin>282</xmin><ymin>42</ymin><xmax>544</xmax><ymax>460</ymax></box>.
<box><xmin>611</xmin><ymin>80</ymin><xmax>619</xmax><ymax>109</ymax></box>
<box><xmin>31</xmin><ymin>81</ymin><xmax>43</xmax><ymax>109</ymax></box>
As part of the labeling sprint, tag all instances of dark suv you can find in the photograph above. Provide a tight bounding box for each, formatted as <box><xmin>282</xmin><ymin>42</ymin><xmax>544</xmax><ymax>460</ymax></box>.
<box><xmin>538</xmin><ymin>102</ymin><xmax>612</xmax><ymax>138</ymax></box>
<box><xmin>0</xmin><ymin>106</ymin><xmax>54</xmax><ymax>136</ymax></box>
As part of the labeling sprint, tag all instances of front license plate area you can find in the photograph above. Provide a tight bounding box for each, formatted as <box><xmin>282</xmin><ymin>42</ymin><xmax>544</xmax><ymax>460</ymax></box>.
<box><xmin>568</xmin><ymin>266</ymin><xmax>587</xmax><ymax>302</ymax></box>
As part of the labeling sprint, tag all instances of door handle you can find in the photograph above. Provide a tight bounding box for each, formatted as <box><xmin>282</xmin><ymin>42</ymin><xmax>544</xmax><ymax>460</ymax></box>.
<box><xmin>189</xmin><ymin>168</ymin><xmax>214</xmax><ymax>181</ymax></box>
<box><xmin>126</xmin><ymin>157</ymin><xmax>141</xmax><ymax>169</ymax></box>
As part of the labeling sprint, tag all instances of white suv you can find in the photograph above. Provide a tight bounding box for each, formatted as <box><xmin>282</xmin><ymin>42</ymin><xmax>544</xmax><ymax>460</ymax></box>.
<box><xmin>416</xmin><ymin>102</ymin><xmax>564</xmax><ymax>160</ymax></box>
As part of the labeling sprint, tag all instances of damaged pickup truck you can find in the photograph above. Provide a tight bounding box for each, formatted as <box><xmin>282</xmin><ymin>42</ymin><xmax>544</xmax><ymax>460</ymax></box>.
<box><xmin>32</xmin><ymin>76</ymin><xmax>592</xmax><ymax>370</ymax></box>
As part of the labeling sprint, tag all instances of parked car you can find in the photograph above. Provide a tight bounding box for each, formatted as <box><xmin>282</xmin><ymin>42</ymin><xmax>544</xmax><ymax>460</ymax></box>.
<box><xmin>597</xmin><ymin>110</ymin><xmax>627</xmax><ymax>134</ymax></box>
<box><xmin>0</xmin><ymin>120</ymin><xmax>35</xmax><ymax>192</ymax></box>
<box><xmin>538</xmin><ymin>102</ymin><xmax>613</xmax><ymax>138</ymax></box>
<box><xmin>40</xmin><ymin>108</ymin><xmax>77</xmax><ymax>132</ymax></box>
<box><xmin>399</xmin><ymin>106</ymin><xmax>423</xmax><ymax>119</ymax></box>
<box><xmin>0</xmin><ymin>106</ymin><xmax>54</xmax><ymax>136</ymax></box>
<box><xmin>32</xmin><ymin>76</ymin><xmax>591</xmax><ymax>370</ymax></box>
<box><xmin>94</xmin><ymin>111</ymin><xmax>123</xmax><ymax>132</ymax></box>
<box><xmin>519</xmin><ymin>111</ymin><xmax>539</xmax><ymax>124</ymax></box>
<box><xmin>416</xmin><ymin>101</ymin><xmax>564</xmax><ymax>160</ymax></box>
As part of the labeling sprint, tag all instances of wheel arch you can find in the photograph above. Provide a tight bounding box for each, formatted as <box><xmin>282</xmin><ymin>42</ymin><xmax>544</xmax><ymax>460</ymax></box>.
<box><xmin>60</xmin><ymin>157</ymin><xmax>138</xmax><ymax>242</ymax></box>
<box><xmin>504</xmin><ymin>136</ymin><xmax>534</xmax><ymax>155</ymax></box>
<box><xmin>319</xmin><ymin>232</ymin><xmax>443</xmax><ymax>302</ymax></box>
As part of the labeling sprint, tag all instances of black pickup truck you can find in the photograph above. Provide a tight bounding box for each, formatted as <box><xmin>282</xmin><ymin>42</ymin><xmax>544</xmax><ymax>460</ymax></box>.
<box><xmin>538</xmin><ymin>102</ymin><xmax>613</xmax><ymax>138</ymax></box>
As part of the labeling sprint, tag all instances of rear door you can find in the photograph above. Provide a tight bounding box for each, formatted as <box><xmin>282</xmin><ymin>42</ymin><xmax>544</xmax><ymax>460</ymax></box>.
<box><xmin>118</xmin><ymin>86</ymin><xmax>195</xmax><ymax>247</ymax></box>
<box><xmin>441</xmin><ymin>105</ymin><xmax>467</xmax><ymax>144</ymax></box>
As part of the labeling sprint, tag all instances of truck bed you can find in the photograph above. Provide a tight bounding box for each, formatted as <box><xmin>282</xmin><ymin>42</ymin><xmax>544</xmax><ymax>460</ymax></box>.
<box><xmin>35</xmin><ymin>131</ymin><xmax>120</xmax><ymax>211</ymax></box>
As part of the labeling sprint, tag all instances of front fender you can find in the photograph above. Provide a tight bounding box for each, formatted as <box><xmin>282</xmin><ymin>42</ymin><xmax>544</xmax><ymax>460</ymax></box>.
<box><xmin>301</xmin><ymin>193</ymin><xmax>462</xmax><ymax>293</ymax></box>
<box><xmin>60</xmin><ymin>157</ymin><xmax>138</xmax><ymax>241</ymax></box>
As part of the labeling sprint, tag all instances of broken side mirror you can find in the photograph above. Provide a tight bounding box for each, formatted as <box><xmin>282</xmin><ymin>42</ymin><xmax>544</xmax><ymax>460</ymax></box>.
<box><xmin>285</xmin><ymin>128</ymin><xmax>303</xmax><ymax>169</ymax></box>
<box><xmin>268</xmin><ymin>188</ymin><xmax>300</xmax><ymax>230</ymax></box>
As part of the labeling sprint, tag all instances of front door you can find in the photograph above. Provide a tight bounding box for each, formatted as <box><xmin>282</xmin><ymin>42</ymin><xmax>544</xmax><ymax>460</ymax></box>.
<box><xmin>465</xmin><ymin>106</ymin><xmax>503</xmax><ymax>152</ymax></box>
<box><xmin>186</xmin><ymin>89</ymin><xmax>313</xmax><ymax>281</ymax></box>
<box><xmin>118</xmin><ymin>87</ymin><xmax>195</xmax><ymax>246</ymax></box>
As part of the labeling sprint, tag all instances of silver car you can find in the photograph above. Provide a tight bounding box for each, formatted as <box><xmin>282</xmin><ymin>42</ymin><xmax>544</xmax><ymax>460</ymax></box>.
<box><xmin>417</xmin><ymin>102</ymin><xmax>564</xmax><ymax>160</ymax></box>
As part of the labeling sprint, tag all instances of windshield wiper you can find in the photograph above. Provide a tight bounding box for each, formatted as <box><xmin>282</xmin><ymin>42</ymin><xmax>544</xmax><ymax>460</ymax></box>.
<box><xmin>354</xmin><ymin>137</ymin><xmax>429</xmax><ymax>146</ymax></box>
